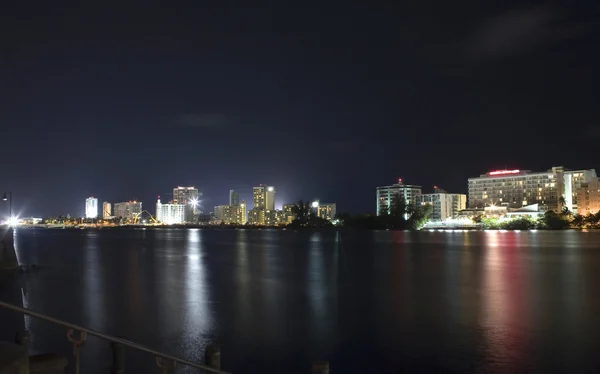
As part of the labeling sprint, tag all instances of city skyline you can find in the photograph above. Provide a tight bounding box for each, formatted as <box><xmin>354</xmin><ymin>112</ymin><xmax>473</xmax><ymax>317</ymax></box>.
<box><xmin>1</xmin><ymin>2</ymin><xmax>598</xmax><ymax>217</ymax></box>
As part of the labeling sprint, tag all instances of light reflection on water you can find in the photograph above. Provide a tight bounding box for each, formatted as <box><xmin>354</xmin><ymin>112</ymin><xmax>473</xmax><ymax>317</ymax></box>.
<box><xmin>4</xmin><ymin>229</ymin><xmax>600</xmax><ymax>373</ymax></box>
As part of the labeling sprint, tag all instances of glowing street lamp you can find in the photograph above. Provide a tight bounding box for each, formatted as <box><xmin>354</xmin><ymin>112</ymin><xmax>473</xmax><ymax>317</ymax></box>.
<box><xmin>189</xmin><ymin>198</ymin><xmax>199</xmax><ymax>207</ymax></box>
<box><xmin>311</xmin><ymin>201</ymin><xmax>319</xmax><ymax>208</ymax></box>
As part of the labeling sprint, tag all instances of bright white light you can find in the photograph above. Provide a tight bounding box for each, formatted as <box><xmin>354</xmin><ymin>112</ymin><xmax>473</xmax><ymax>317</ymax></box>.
<box><xmin>7</xmin><ymin>217</ymin><xmax>19</xmax><ymax>226</ymax></box>
<box><xmin>268</xmin><ymin>187</ymin><xmax>274</xmax><ymax>192</ymax></box>
<box><xmin>190</xmin><ymin>198</ymin><xmax>199</xmax><ymax>207</ymax></box>
<box><xmin>311</xmin><ymin>201</ymin><xmax>319</xmax><ymax>208</ymax></box>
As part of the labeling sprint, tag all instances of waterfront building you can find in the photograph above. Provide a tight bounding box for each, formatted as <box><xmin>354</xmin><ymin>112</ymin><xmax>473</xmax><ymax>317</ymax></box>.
<box><xmin>253</xmin><ymin>186</ymin><xmax>265</xmax><ymax>209</ymax></box>
<box><xmin>317</xmin><ymin>203</ymin><xmax>337</xmax><ymax>221</ymax></box>
<box><xmin>85</xmin><ymin>197</ymin><xmax>98</xmax><ymax>219</ymax></box>
<box><xmin>265</xmin><ymin>186</ymin><xmax>276</xmax><ymax>211</ymax></box>
<box><xmin>238</xmin><ymin>200</ymin><xmax>247</xmax><ymax>225</ymax></box>
<box><xmin>229</xmin><ymin>190</ymin><xmax>239</xmax><ymax>206</ymax></box>
<box><xmin>283</xmin><ymin>204</ymin><xmax>295</xmax><ymax>224</ymax></box>
<box><xmin>214</xmin><ymin>205</ymin><xmax>231</xmax><ymax>222</ymax></box>
<box><xmin>419</xmin><ymin>188</ymin><xmax>466</xmax><ymax>221</ymax></box>
<box><xmin>113</xmin><ymin>201</ymin><xmax>143</xmax><ymax>221</ymax></box>
<box><xmin>173</xmin><ymin>186</ymin><xmax>200</xmax><ymax>222</ymax></box>
<box><xmin>102</xmin><ymin>202</ymin><xmax>112</xmax><ymax>219</ymax></box>
<box><xmin>575</xmin><ymin>178</ymin><xmax>600</xmax><ymax>215</ymax></box>
<box><xmin>468</xmin><ymin>166</ymin><xmax>597</xmax><ymax>213</ymax></box>
<box><xmin>264</xmin><ymin>210</ymin><xmax>277</xmax><ymax>226</ymax></box>
<box><xmin>376</xmin><ymin>179</ymin><xmax>422</xmax><ymax>216</ymax></box>
<box><xmin>156</xmin><ymin>198</ymin><xmax>186</xmax><ymax>224</ymax></box>
<box><xmin>248</xmin><ymin>208</ymin><xmax>265</xmax><ymax>225</ymax></box>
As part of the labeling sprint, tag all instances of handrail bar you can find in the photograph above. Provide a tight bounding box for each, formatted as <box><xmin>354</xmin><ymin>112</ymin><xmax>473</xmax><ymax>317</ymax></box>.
<box><xmin>0</xmin><ymin>300</ymin><xmax>230</xmax><ymax>373</ymax></box>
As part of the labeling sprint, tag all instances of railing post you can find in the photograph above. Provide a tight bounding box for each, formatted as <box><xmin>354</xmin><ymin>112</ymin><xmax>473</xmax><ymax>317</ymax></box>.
<box><xmin>205</xmin><ymin>344</ymin><xmax>221</xmax><ymax>370</ymax></box>
<box><xmin>312</xmin><ymin>360</ymin><xmax>330</xmax><ymax>374</ymax></box>
<box><xmin>110</xmin><ymin>341</ymin><xmax>125</xmax><ymax>373</ymax></box>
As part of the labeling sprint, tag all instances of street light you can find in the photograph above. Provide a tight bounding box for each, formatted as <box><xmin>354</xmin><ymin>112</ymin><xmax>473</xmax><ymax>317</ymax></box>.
<box><xmin>2</xmin><ymin>192</ymin><xmax>12</xmax><ymax>217</ymax></box>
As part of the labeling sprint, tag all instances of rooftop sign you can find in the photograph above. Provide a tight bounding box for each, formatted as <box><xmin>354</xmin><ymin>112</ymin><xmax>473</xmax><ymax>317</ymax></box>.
<box><xmin>488</xmin><ymin>169</ymin><xmax>520</xmax><ymax>176</ymax></box>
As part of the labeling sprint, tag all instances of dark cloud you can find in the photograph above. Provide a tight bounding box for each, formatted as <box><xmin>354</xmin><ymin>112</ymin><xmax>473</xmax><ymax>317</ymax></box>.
<box><xmin>467</xmin><ymin>6</ymin><xmax>588</xmax><ymax>59</ymax></box>
<box><xmin>177</xmin><ymin>113</ymin><xmax>230</xmax><ymax>128</ymax></box>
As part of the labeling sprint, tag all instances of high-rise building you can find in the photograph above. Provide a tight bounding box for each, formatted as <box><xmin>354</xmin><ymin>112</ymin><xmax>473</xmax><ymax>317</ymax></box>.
<box><xmin>85</xmin><ymin>197</ymin><xmax>98</xmax><ymax>219</ymax></box>
<box><xmin>248</xmin><ymin>208</ymin><xmax>265</xmax><ymax>225</ymax></box>
<box><xmin>253</xmin><ymin>186</ymin><xmax>265</xmax><ymax>209</ymax></box>
<box><xmin>238</xmin><ymin>200</ymin><xmax>247</xmax><ymax>225</ymax></box>
<box><xmin>317</xmin><ymin>203</ymin><xmax>337</xmax><ymax>221</ymax></box>
<box><xmin>575</xmin><ymin>179</ymin><xmax>600</xmax><ymax>216</ymax></box>
<box><xmin>173</xmin><ymin>186</ymin><xmax>200</xmax><ymax>222</ymax></box>
<box><xmin>113</xmin><ymin>201</ymin><xmax>143</xmax><ymax>221</ymax></box>
<box><xmin>283</xmin><ymin>204</ymin><xmax>295</xmax><ymax>224</ymax></box>
<box><xmin>265</xmin><ymin>186</ymin><xmax>276</xmax><ymax>211</ymax></box>
<box><xmin>376</xmin><ymin>179</ymin><xmax>422</xmax><ymax>216</ymax></box>
<box><xmin>419</xmin><ymin>188</ymin><xmax>466</xmax><ymax>221</ymax></box>
<box><xmin>156</xmin><ymin>198</ymin><xmax>185</xmax><ymax>224</ymax></box>
<box><xmin>468</xmin><ymin>166</ymin><xmax>597</xmax><ymax>213</ymax></box>
<box><xmin>229</xmin><ymin>190</ymin><xmax>239</xmax><ymax>206</ymax></box>
<box><xmin>214</xmin><ymin>205</ymin><xmax>231</xmax><ymax>222</ymax></box>
<box><xmin>102</xmin><ymin>202</ymin><xmax>112</xmax><ymax>219</ymax></box>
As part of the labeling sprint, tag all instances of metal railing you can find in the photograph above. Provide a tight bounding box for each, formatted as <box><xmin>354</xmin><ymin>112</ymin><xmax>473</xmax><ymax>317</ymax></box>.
<box><xmin>0</xmin><ymin>300</ymin><xmax>231</xmax><ymax>373</ymax></box>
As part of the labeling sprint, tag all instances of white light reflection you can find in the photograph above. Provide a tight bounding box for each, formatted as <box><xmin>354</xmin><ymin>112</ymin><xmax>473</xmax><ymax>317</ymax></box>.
<box><xmin>83</xmin><ymin>232</ymin><xmax>106</xmax><ymax>331</ymax></box>
<box><xmin>182</xmin><ymin>229</ymin><xmax>212</xmax><ymax>357</ymax></box>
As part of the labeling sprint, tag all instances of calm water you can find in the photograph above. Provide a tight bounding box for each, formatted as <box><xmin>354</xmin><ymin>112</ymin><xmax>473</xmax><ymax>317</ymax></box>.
<box><xmin>1</xmin><ymin>228</ymin><xmax>600</xmax><ymax>373</ymax></box>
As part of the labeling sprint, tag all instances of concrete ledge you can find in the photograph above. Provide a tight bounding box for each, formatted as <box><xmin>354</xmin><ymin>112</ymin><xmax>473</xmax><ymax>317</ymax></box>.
<box><xmin>0</xmin><ymin>342</ymin><xmax>29</xmax><ymax>374</ymax></box>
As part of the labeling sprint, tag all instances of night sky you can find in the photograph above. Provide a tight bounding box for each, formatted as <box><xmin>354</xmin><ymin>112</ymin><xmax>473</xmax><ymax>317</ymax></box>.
<box><xmin>1</xmin><ymin>1</ymin><xmax>599</xmax><ymax>217</ymax></box>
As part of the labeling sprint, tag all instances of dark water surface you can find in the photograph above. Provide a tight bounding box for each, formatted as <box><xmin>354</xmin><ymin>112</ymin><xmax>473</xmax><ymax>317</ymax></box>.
<box><xmin>1</xmin><ymin>228</ymin><xmax>600</xmax><ymax>373</ymax></box>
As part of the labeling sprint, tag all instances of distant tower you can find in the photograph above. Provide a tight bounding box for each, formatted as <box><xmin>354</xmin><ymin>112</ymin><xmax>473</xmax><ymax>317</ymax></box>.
<box><xmin>229</xmin><ymin>190</ymin><xmax>239</xmax><ymax>206</ymax></box>
<box><xmin>253</xmin><ymin>186</ymin><xmax>265</xmax><ymax>209</ymax></box>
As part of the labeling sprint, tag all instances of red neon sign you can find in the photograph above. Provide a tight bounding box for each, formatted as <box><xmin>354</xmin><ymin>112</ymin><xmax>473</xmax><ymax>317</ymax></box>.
<box><xmin>489</xmin><ymin>169</ymin><xmax>520</xmax><ymax>176</ymax></box>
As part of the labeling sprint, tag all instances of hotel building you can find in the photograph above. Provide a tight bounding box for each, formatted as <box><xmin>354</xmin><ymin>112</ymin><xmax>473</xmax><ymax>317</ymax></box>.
<box><xmin>376</xmin><ymin>179</ymin><xmax>422</xmax><ymax>216</ymax></box>
<box><xmin>468</xmin><ymin>166</ymin><xmax>596</xmax><ymax>213</ymax></box>
<box><xmin>317</xmin><ymin>203</ymin><xmax>337</xmax><ymax>221</ymax></box>
<box><xmin>575</xmin><ymin>179</ymin><xmax>600</xmax><ymax>215</ymax></box>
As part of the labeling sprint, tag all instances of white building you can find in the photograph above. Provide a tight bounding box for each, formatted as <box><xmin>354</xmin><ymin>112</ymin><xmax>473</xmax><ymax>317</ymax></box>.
<box><xmin>156</xmin><ymin>198</ymin><xmax>185</xmax><ymax>224</ymax></box>
<box><xmin>85</xmin><ymin>197</ymin><xmax>98</xmax><ymax>219</ymax></box>
<box><xmin>419</xmin><ymin>188</ymin><xmax>466</xmax><ymax>221</ymax></box>
<box><xmin>376</xmin><ymin>179</ymin><xmax>422</xmax><ymax>216</ymax></box>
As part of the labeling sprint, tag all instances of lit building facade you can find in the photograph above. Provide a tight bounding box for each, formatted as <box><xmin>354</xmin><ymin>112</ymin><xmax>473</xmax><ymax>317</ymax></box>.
<box><xmin>173</xmin><ymin>186</ymin><xmax>200</xmax><ymax>222</ymax></box>
<box><xmin>575</xmin><ymin>179</ymin><xmax>600</xmax><ymax>215</ymax></box>
<box><xmin>156</xmin><ymin>198</ymin><xmax>185</xmax><ymax>224</ymax></box>
<box><xmin>283</xmin><ymin>204</ymin><xmax>295</xmax><ymax>224</ymax></box>
<box><xmin>419</xmin><ymin>188</ymin><xmax>466</xmax><ymax>221</ymax></box>
<box><xmin>468</xmin><ymin>167</ymin><xmax>597</xmax><ymax>213</ymax></box>
<box><xmin>238</xmin><ymin>201</ymin><xmax>247</xmax><ymax>225</ymax></box>
<box><xmin>113</xmin><ymin>201</ymin><xmax>142</xmax><ymax>220</ymax></box>
<box><xmin>265</xmin><ymin>186</ymin><xmax>276</xmax><ymax>211</ymax></box>
<box><xmin>248</xmin><ymin>208</ymin><xmax>265</xmax><ymax>225</ymax></box>
<box><xmin>317</xmin><ymin>203</ymin><xmax>337</xmax><ymax>221</ymax></box>
<box><xmin>85</xmin><ymin>197</ymin><xmax>98</xmax><ymax>219</ymax></box>
<box><xmin>376</xmin><ymin>180</ymin><xmax>422</xmax><ymax>216</ymax></box>
<box><xmin>102</xmin><ymin>202</ymin><xmax>112</xmax><ymax>218</ymax></box>
<box><xmin>214</xmin><ymin>205</ymin><xmax>231</xmax><ymax>222</ymax></box>
<box><xmin>253</xmin><ymin>186</ymin><xmax>265</xmax><ymax>209</ymax></box>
